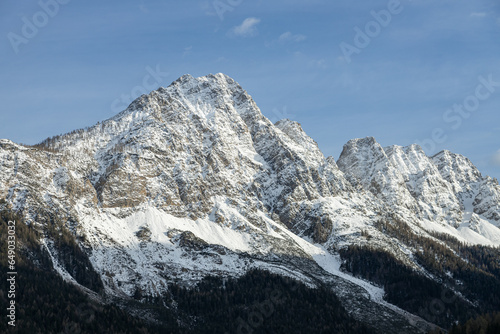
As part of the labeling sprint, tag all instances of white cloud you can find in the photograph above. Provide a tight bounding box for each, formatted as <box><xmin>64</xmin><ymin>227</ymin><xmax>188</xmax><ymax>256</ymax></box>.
<box><xmin>470</xmin><ymin>12</ymin><xmax>487</xmax><ymax>18</ymax></box>
<box><xmin>230</xmin><ymin>17</ymin><xmax>261</xmax><ymax>37</ymax></box>
<box><xmin>491</xmin><ymin>150</ymin><xmax>500</xmax><ymax>167</ymax></box>
<box><xmin>279</xmin><ymin>31</ymin><xmax>306</xmax><ymax>42</ymax></box>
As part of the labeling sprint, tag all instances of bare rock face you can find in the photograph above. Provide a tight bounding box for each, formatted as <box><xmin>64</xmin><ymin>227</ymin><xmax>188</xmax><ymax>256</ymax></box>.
<box><xmin>432</xmin><ymin>150</ymin><xmax>500</xmax><ymax>224</ymax></box>
<box><xmin>338</xmin><ymin>137</ymin><xmax>418</xmax><ymax>211</ymax></box>
<box><xmin>338</xmin><ymin>137</ymin><xmax>500</xmax><ymax>242</ymax></box>
<box><xmin>1</xmin><ymin>73</ymin><xmax>500</xmax><ymax>334</ymax></box>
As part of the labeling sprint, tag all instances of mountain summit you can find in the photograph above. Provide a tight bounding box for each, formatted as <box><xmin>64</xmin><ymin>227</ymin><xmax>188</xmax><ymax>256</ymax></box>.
<box><xmin>1</xmin><ymin>74</ymin><xmax>500</xmax><ymax>333</ymax></box>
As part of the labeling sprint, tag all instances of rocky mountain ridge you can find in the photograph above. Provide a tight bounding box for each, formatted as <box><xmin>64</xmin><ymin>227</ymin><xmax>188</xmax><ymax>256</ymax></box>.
<box><xmin>1</xmin><ymin>73</ymin><xmax>500</xmax><ymax>333</ymax></box>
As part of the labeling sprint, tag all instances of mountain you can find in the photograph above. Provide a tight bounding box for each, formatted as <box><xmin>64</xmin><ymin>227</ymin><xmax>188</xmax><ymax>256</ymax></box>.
<box><xmin>337</xmin><ymin>138</ymin><xmax>500</xmax><ymax>245</ymax></box>
<box><xmin>1</xmin><ymin>73</ymin><xmax>500</xmax><ymax>333</ymax></box>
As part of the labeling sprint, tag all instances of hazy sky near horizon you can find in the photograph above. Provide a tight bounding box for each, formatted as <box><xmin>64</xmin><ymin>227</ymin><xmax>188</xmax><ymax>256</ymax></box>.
<box><xmin>1</xmin><ymin>0</ymin><xmax>499</xmax><ymax>178</ymax></box>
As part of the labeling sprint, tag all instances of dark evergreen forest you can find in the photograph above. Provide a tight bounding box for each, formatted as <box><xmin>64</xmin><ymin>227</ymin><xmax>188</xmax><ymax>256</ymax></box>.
<box><xmin>340</xmin><ymin>218</ymin><xmax>500</xmax><ymax>329</ymax></box>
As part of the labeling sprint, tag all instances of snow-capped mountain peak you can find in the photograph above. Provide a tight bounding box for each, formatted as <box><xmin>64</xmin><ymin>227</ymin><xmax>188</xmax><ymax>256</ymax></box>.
<box><xmin>1</xmin><ymin>74</ymin><xmax>500</xmax><ymax>333</ymax></box>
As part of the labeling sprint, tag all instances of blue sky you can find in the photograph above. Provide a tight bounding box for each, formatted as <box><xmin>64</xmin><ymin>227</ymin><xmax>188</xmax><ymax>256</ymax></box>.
<box><xmin>1</xmin><ymin>0</ymin><xmax>499</xmax><ymax>179</ymax></box>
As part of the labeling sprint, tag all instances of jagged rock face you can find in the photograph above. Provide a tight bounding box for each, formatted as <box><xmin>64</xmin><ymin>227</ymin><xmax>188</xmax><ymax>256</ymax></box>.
<box><xmin>432</xmin><ymin>150</ymin><xmax>483</xmax><ymax>191</ymax></box>
<box><xmin>383</xmin><ymin>144</ymin><xmax>462</xmax><ymax>224</ymax></box>
<box><xmin>432</xmin><ymin>150</ymin><xmax>500</xmax><ymax>224</ymax></box>
<box><xmin>24</xmin><ymin>74</ymin><xmax>349</xmax><ymax>219</ymax></box>
<box><xmin>337</xmin><ymin>137</ymin><xmax>500</xmax><ymax>243</ymax></box>
<box><xmin>1</xmin><ymin>74</ymin><xmax>499</xmax><ymax>260</ymax></box>
<box><xmin>0</xmin><ymin>140</ymin><xmax>97</xmax><ymax>224</ymax></box>
<box><xmin>0</xmin><ymin>73</ymin><xmax>359</xmax><ymax>293</ymax></box>
<box><xmin>1</xmin><ymin>73</ymin><xmax>500</xmax><ymax>333</ymax></box>
<box><xmin>337</xmin><ymin>137</ymin><xmax>418</xmax><ymax>212</ymax></box>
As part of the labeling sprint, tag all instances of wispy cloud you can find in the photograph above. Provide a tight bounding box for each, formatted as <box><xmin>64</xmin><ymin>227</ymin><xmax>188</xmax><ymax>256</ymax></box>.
<box><xmin>183</xmin><ymin>46</ymin><xmax>193</xmax><ymax>57</ymax></box>
<box><xmin>470</xmin><ymin>12</ymin><xmax>487</xmax><ymax>18</ymax></box>
<box><xmin>491</xmin><ymin>150</ymin><xmax>500</xmax><ymax>167</ymax></box>
<box><xmin>279</xmin><ymin>31</ymin><xmax>306</xmax><ymax>42</ymax></box>
<box><xmin>229</xmin><ymin>17</ymin><xmax>261</xmax><ymax>37</ymax></box>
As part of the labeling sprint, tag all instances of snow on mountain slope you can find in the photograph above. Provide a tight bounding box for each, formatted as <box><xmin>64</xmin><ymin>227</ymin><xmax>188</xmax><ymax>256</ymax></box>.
<box><xmin>337</xmin><ymin>137</ymin><xmax>418</xmax><ymax>211</ymax></box>
<box><xmin>0</xmin><ymin>73</ymin><xmax>368</xmax><ymax>285</ymax></box>
<box><xmin>384</xmin><ymin>144</ymin><xmax>461</xmax><ymax>223</ymax></box>
<box><xmin>1</xmin><ymin>73</ymin><xmax>500</xmax><ymax>333</ymax></box>
<box><xmin>432</xmin><ymin>150</ymin><xmax>500</xmax><ymax>224</ymax></box>
<box><xmin>337</xmin><ymin>136</ymin><xmax>500</xmax><ymax>246</ymax></box>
